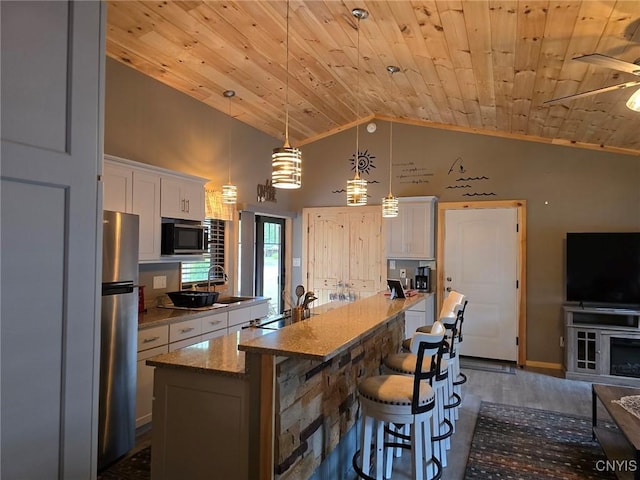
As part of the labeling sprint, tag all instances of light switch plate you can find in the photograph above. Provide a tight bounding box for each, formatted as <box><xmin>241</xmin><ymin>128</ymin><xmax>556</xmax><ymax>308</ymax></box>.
<box><xmin>293</xmin><ymin>257</ymin><xmax>301</xmax><ymax>267</ymax></box>
<box><xmin>389</xmin><ymin>260</ymin><xmax>396</xmax><ymax>270</ymax></box>
<box><xmin>153</xmin><ymin>275</ymin><xmax>167</xmax><ymax>289</ymax></box>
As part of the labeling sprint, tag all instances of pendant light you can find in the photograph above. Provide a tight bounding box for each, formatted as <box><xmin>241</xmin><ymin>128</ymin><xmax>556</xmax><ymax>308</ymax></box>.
<box><xmin>222</xmin><ymin>89</ymin><xmax>237</xmax><ymax>204</ymax></box>
<box><xmin>271</xmin><ymin>0</ymin><xmax>302</xmax><ymax>189</ymax></box>
<box><xmin>382</xmin><ymin>66</ymin><xmax>399</xmax><ymax>218</ymax></box>
<box><xmin>346</xmin><ymin>8</ymin><xmax>368</xmax><ymax>206</ymax></box>
<box><xmin>627</xmin><ymin>88</ymin><xmax>640</xmax><ymax>112</ymax></box>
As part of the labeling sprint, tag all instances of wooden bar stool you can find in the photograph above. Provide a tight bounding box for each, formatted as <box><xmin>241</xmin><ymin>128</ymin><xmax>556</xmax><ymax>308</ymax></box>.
<box><xmin>353</xmin><ymin>331</ymin><xmax>445</xmax><ymax>480</ymax></box>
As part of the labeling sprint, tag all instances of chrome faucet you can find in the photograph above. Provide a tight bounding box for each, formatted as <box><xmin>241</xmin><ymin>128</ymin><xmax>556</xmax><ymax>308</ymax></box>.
<box><xmin>207</xmin><ymin>265</ymin><xmax>227</xmax><ymax>291</ymax></box>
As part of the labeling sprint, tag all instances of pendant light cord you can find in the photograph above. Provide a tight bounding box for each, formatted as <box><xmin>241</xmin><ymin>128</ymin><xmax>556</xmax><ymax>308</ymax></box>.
<box><xmin>388</xmin><ymin>122</ymin><xmax>393</xmax><ymax>194</ymax></box>
<box><xmin>228</xmin><ymin>95</ymin><xmax>232</xmax><ymax>184</ymax></box>
<box><xmin>284</xmin><ymin>0</ymin><xmax>291</xmax><ymax>148</ymax></box>
<box><xmin>355</xmin><ymin>13</ymin><xmax>361</xmax><ymax>180</ymax></box>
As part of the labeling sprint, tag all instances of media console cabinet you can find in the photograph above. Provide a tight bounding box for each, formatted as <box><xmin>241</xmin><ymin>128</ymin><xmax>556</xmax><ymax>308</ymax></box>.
<box><xmin>565</xmin><ymin>306</ymin><xmax>640</xmax><ymax>388</ymax></box>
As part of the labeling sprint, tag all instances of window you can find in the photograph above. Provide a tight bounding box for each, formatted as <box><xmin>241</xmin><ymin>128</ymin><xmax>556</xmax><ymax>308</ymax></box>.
<box><xmin>181</xmin><ymin>219</ymin><xmax>225</xmax><ymax>285</ymax></box>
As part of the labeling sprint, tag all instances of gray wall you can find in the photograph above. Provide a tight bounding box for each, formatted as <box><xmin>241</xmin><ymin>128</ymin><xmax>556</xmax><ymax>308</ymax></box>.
<box><xmin>289</xmin><ymin>121</ymin><xmax>640</xmax><ymax>364</ymax></box>
<box><xmin>105</xmin><ymin>58</ymin><xmax>640</xmax><ymax>365</ymax></box>
<box><xmin>105</xmin><ymin>58</ymin><xmax>294</xmax><ymax>211</ymax></box>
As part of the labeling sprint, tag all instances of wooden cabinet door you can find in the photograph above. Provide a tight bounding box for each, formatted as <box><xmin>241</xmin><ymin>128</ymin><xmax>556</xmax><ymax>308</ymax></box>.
<box><xmin>344</xmin><ymin>210</ymin><xmax>383</xmax><ymax>300</ymax></box>
<box><xmin>386</xmin><ymin>197</ymin><xmax>436</xmax><ymax>259</ymax></box>
<box><xmin>304</xmin><ymin>206</ymin><xmax>384</xmax><ymax>305</ymax></box>
<box><xmin>306</xmin><ymin>210</ymin><xmax>347</xmax><ymax>305</ymax></box>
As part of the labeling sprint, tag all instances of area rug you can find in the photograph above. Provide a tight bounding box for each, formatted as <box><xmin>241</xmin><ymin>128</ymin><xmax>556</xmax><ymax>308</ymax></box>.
<box><xmin>97</xmin><ymin>447</ymin><xmax>150</xmax><ymax>480</ymax></box>
<box><xmin>460</xmin><ymin>357</ymin><xmax>516</xmax><ymax>374</ymax></box>
<box><xmin>464</xmin><ymin>402</ymin><xmax>616</xmax><ymax>479</ymax></box>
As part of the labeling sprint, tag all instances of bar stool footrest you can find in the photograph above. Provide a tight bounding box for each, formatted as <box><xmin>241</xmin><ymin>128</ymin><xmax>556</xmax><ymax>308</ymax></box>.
<box><xmin>453</xmin><ymin>372</ymin><xmax>467</xmax><ymax>386</ymax></box>
<box><xmin>443</xmin><ymin>392</ymin><xmax>461</xmax><ymax>410</ymax></box>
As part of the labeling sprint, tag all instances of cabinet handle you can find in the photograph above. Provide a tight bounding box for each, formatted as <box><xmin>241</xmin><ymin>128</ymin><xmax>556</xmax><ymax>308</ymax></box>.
<box><xmin>143</xmin><ymin>336</ymin><xmax>160</xmax><ymax>343</ymax></box>
<box><xmin>209</xmin><ymin>320</ymin><xmax>222</xmax><ymax>325</ymax></box>
<box><xmin>186</xmin><ymin>199</ymin><xmax>190</xmax><ymax>212</ymax></box>
<box><xmin>179</xmin><ymin>327</ymin><xmax>195</xmax><ymax>334</ymax></box>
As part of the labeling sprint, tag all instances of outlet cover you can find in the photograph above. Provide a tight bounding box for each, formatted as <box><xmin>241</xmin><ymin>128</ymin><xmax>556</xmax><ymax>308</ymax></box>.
<box><xmin>399</xmin><ymin>269</ymin><xmax>406</xmax><ymax>278</ymax></box>
<box><xmin>153</xmin><ymin>275</ymin><xmax>167</xmax><ymax>289</ymax></box>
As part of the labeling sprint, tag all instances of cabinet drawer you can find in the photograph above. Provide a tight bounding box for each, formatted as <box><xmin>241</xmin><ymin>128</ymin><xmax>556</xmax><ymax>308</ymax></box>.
<box><xmin>250</xmin><ymin>302</ymin><xmax>269</xmax><ymax>321</ymax></box>
<box><xmin>169</xmin><ymin>317</ymin><xmax>202</xmax><ymax>343</ymax></box>
<box><xmin>228</xmin><ymin>307</ymin><xmax>251</xmax><ymax>328</ymax></box>
<box><xmin>138</xmin><ymin>325</ymin><xmax>169</xmax><ymax>351</ymax></box>
<box><xmin>201</xmin><ymin>312</ymin><xmax>227</xmax><ymax>334</ymax></box>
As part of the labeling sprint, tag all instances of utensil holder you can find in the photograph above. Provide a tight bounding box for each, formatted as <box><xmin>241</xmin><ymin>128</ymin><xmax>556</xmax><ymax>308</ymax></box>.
<box><xmin>292</xmin><ymin>306</ymin><xmax>304</xmax><ymax>323</ymax></box>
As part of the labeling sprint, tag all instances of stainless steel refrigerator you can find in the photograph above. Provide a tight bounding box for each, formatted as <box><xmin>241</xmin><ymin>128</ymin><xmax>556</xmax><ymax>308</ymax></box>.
<box><xmin>98</xmin><ymin>211</ymin><xmax>139</xmax><ymax>469</ymax></box>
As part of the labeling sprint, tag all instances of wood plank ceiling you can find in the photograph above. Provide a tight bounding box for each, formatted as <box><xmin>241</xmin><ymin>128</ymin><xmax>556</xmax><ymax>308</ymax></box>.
<box><xmin>106</xmin><ymin>1</ymin><xmax>640</xmax><ymax>156</ymax></box>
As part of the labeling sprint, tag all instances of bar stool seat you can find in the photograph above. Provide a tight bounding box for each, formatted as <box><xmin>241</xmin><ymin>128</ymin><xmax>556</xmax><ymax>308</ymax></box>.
<box><xmin>353</xmin><ymin>332</ymin><xmax>444</xmax><ymax>480</ymax></box>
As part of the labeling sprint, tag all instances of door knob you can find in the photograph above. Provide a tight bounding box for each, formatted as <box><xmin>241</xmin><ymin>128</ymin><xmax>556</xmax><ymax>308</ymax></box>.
<box><xmin>446</xmin><ymin>277</ymin><xmax>452</xmax><ymax>282</ymax></box>
<box><xmin>446</xmin><ymin>287</ymin><xmax>452</xmax><ymax>292</ymax></box>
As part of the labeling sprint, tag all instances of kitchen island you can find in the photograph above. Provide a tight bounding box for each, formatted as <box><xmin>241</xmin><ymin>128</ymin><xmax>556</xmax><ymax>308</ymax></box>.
<box><xmin>147</xmin><ymin>292</ymin><xmax>426</xmax><ymax>480</ymax></box>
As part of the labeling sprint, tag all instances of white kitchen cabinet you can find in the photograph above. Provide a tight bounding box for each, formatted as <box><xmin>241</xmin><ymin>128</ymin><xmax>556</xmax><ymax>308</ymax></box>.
<box><xmin>160</xmin><ymin>176</ymin><xmax>205</xmax><ymax>222</ymax></box>
<box><xmin>136</xmin><ymin>344</ymin><xmax>168</xmax><ymax>428</ymax></box>
<box><xmin>228</xmin><ymin>308</ymin><xmax>252</xmax><ymax>334</ymax></box>
<box><xmin>404</xmin><ymin>295</ymin><xmax>435</xmax><ymax>338</ymax></box>
<box><xmin>169</xmin><ymin>317</ymin><xmax>202</xmax><ymax>344</ymax></box>
<box><xmin>132</xmin><ymin>170</ymin><xmax>161</xmax><ymax>261</ymax></box>
<box><xmin>386</xmin><ymin>196</ymin><xmax>436</xmax><ymax>259</ymax></box>
<box><xmin>103</xmin><ymin>155</ymin><xmax>208</xmax><ymax>261</ymax></box>
<box><xmin>137</xmin><ymin>325</ymin><xmax>169</xmax><ymax>351</ymax></box>
<box><xmin>201</xmin><ymin>311</ymin><xmax>227</xmax><ymax>334</ymax></box>
<box><xmin>103</xmin><ymin>161</ymin><xmax>133</xmax><ymax>213</ymax></box>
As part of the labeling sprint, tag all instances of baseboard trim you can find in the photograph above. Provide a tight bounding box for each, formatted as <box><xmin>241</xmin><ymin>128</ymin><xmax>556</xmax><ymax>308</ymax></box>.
<box><xmin>525</xmin><ymin>360</ymin><xmax>562</xmax><ymax>370</ymax></box>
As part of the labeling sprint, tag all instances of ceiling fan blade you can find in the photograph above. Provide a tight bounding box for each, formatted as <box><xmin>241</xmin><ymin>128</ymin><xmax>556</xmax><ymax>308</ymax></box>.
<box><xmin>544</xmin><ymin>80</ymin><xmax>640</xmax><ymax>105</ymax></box>
<box><xmin>573</xmin><ymin>54</ymin><xmax>640</xmax><ymax>75</ymax></box>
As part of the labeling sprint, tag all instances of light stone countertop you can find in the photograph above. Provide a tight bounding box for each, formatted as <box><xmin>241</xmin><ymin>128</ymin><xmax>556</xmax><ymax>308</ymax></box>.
<box><xmin>146</xmin><ymin>292</ymin><xmax>427</xmax><ymax>377</ymax></box>
<box><xmin>138</xmin><ymin>296</ymin><xmax>269</xmax><ymax>330</ymax></box>
<box><xmin>238</xmin><ymin>292</ymin><xmax>426</xmax><ymax>362</ymax></box>
<box><xmin>145</xmin><ymin>327</ymin><xmax>273</xmax><ymax>378</ymax></box>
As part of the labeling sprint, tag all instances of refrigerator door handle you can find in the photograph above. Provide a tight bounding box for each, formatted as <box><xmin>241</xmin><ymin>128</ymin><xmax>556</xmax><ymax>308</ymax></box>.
<box><xmin>102</xmin><ymin>281</ymin><xmax>135</xmax><ymax>296</ymax></box>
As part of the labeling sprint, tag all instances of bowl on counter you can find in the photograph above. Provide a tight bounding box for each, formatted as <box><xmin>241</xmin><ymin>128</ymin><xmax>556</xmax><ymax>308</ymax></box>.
<box><xmin>167</xmin><ymin>290</ymin><xmax>219</xmax><ymax>308</ymax></box>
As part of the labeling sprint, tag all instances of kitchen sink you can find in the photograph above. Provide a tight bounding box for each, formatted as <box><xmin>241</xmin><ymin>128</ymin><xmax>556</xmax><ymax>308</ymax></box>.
<box><xmin>215</xmin><ymin>296</ymin><xmax>255</xmax><ymax>304</ymax></box>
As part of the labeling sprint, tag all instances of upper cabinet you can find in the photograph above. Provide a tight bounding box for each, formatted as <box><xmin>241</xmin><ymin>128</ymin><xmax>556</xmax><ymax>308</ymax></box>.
<box><xmin>103</xmin><ymin>155</ymin><xmax>208</xmax><ymax>261</ymax></box>
<box><xmin>160</xmin><ymin>176</ymin><xmax>205</xmax><ymax>222</ymax></box>
<box><xmin>385</xmin><ymin>196</ymin><xmax>436</xmax><ymax>260</ymax></box>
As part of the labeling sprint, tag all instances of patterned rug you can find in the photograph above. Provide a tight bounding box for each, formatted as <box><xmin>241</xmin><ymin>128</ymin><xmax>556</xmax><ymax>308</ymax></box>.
<box><xmin>464</xmin><ymin>402</ymin><xmax>616</xmax><ymax>479</ymax></box>
<box><xmin>97</xmin><ymin>447</ymin><xmax>150</xmax><ymax>480</ymax></box>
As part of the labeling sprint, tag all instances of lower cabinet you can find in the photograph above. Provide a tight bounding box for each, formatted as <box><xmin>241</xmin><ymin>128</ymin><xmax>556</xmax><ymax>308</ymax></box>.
<box><xmin>404</xmin><ymin>295</ymin><xmax>435</xmax><ymax>338</ymax></box>
<box><xmin>136</xmin><ymin>302</ymin><xmax>269</xmax><ymax>428</ymax></box>
<box><xmin>136</xmin><ymin>344</ymin><xmax>168</xmax><ymax>428</ymax></box>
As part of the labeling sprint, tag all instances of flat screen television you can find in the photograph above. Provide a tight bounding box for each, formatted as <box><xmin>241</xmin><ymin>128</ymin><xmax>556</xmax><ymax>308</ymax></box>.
<box><xmin>566</xmin><ymin>232</ymin><xmax>640</xmax><ymax>307</ymax></box>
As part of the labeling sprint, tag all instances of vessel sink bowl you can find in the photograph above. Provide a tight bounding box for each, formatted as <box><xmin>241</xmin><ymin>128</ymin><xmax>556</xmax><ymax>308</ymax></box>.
<box><xmin>167</xmin><ymin>291</ymin><xmax>219</xmax><ymax>308</ymax></box>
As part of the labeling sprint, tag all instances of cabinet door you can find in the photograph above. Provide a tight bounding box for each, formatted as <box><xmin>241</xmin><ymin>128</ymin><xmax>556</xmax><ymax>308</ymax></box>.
<box><xmin>160</xmin><ymin>177</ymin><xmax>184</xmax><ymax>219</ymax></box>
<box><xmin>136</xmin><ymin>344</ymin><xmax>168</xmax><ymax>428</ymax></box>
<box><xmin>228</xmin><ymin>307</ymin><xmax>252</xmax><ymax>329</ymax></box>
<box><xmin>201</xmin><ymin>311</ymin><xmax>227</xmax><ymax>334</ymax></box>
<box><xmin>103</xmin><ymin>161</ymin><xmax>133</xmax><ymax>213</ymax></box>
<box><xmin>160</xmin><ymin>177</ymin><xmax>205</xmax><ymax>221</ymax></box>
<box><xmin>574</xmin><ymin>329</ymin><xmax>600</xmax><ymax>373</ymax></box>
<box><xmin>169</xmin><ymin>317</ymin><xmax>202</xmax><ymax>343</ymax></box>
<box><xmin>344</xmin><ymin>210</ymin><xmax>384</xmax><ymax>299</ymax></box>
<box><xmin>132</xmin><ymin>170</ymin><xmax>161</xmax><ymax>261</ymax></box>
<box><xmin>386</xmin><ymin>198</ymin><xmax>435</xmax><ymax>259</ymax></box>
<box><xmin>305</xmin><ymin>206</ymin><xmax>385</xmax><ymax>305</ymax></box>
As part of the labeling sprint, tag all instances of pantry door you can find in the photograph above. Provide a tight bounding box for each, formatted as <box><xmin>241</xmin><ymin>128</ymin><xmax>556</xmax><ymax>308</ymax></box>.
<box><xmin>303</xmin><ymin>206</ymin><xmax>384</xmax><ymax>306</ymax></box>
<box><xmin>438</xmin><ymin>201</ymin><xmax>526</xmax><ymax>365</ymax></box>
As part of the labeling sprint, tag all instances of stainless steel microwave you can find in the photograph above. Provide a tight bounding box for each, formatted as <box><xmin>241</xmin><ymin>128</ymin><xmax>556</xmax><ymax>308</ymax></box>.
<box><xmin>161</xmin><ymin>222</ymin><xmax>208</xmax><ymax>255</ymax></box>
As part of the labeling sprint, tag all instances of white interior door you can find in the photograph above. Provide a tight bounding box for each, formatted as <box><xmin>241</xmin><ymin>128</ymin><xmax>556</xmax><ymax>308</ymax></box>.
<box><xmin>444</xmin><ymin>207</ymin><xmax>519</xmax><ymax>361</ymax></box>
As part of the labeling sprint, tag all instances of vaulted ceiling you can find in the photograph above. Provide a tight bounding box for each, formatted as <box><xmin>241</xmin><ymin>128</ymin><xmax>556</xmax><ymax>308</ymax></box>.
<box><xmin>106</xmin><ymin>1</ymin><xmax>640</xmax><ymax>156</ymax></box>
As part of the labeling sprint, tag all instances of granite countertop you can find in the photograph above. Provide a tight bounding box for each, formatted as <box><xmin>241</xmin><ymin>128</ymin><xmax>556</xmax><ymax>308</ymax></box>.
<box><xmin>138</xmin><ymin>296</ymin><xmax>269</xmax><ymax>330</ymax></box>
<box><xmin>238</xmin><ymin>292</ymin><xmax>425</xmax><ymax>361</ymax></box>
<box><xmin>146</xmin><ymin>327</ymin><xmax>273</xmax><ymax>378</ymax></box>
<box><xmin>147</xmin><ymin>292</ymin><xmax>426</xmax><ymax>377</ymax></box>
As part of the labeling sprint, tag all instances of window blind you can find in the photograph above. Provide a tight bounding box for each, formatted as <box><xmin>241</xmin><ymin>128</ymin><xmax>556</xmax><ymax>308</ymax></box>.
<box><xmin>181</xmin><ymin>219</ymin><xmax>225</xmax><ymax>284</ymax></box>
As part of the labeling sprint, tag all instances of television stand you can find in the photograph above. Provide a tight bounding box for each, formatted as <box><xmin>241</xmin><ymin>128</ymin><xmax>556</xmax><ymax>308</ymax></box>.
<box><xmin>565</xmin><ymin>306</ymin><xmax>640</xmax><ymax>387</ymax></box>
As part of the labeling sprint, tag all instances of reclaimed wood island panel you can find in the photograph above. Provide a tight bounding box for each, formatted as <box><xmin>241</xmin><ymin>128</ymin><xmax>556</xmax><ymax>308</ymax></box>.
<box><xmin>147</xmin><ymin>293</ymin><xmax>425</xmax><ymax>480</ymax></box>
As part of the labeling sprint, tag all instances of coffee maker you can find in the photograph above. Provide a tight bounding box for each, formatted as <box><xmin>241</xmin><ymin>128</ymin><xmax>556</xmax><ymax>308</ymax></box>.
<box><xmin>415</xmin><ymin>266</ymin><xmax>431</xmax><ymax>292</ymax></box>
